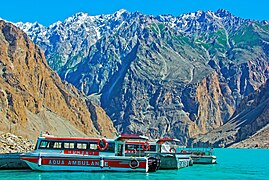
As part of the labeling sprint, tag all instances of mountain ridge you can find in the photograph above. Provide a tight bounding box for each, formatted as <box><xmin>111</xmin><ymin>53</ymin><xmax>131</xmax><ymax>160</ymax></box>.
<box><xmin>0</xmin><ymin>20</ymin><xmax>117</xmax><ymax>139</ymax></box>
<box><xmin>8</xmin><ymin>9</ymin><xmax>269</xmax><ymax>145</ymax></box>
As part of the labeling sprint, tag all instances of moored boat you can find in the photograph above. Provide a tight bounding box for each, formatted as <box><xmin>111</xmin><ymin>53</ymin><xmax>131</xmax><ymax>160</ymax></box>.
<box><xmin>191</xmin><ymin>154</ymin><xmax>217</xmax><ymax>164</ymax></box>
<box><xmin>149</xmin><ymin>138</ymin><xmax>193</xmax><ymax>169</ymax></box>
<box><xmin>178</xmin><ymin>148</ymin><xmax>217</xmax><ymax>164</ymax></box>
<box><xmin>122</xmin><ymin>137</ymin><xmax>192</xmax><ymax>169</ymax></box>
<box><xmin>20</xmin><ymin>134</ymin><xmax>160</xmax><ymax>172</ymax></box>
<box><xmin>0</xmin><ymin>153</ymin><xmax>29</xmax><ymax>169</ymax></box>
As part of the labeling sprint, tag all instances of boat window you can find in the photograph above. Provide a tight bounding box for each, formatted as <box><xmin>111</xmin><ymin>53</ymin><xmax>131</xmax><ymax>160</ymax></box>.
<box><xmin>52</xmin><ymin>142</ymin><xmax>62</xmax><ymax>149</ymax></box>
<box><xmin>103</xmin><ymin>142</ymin><xmax>115</xmax><ymax>152</ymax></box>
<box><xmin>77</xmin><ymin>142</ymin><xmax>87</xmax><ymax>149</ymax></box>
<box><xmin>149</xmin><ymin>145</ymin><xmax>156</xmax><ymax>152</ymax></box>
<box><xmin>39</xmin><ymin>140</ymin><xmax>49</xmax><ymax>149</ymax></box>
<box><xmin>125</xmin><ymin>144</ymin><xmax>143</xmax><ymax>151</ymax></box>
<box><xmin>126</xmin><ymin>144</ymin><xmax>135</xmax><ymax>150</ymax></box>
<box><xmin>64</xmin><ymin>142</ymin><xmax>75</xmax><ymax>149</ymax></box>
<box><xmin>136</xmin><ymin>145</ymin><xmax>143</xmax><ymax>151</ymax></box>
<box><xmin>89</xmin><ymin>143</ymin><xmax>98</xmax><ymax>150</ymax></box>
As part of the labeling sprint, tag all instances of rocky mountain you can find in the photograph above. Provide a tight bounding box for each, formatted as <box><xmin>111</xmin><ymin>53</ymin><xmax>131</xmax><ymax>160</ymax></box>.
<box><xmin>0</xmin><ymin>133</ymin><xmax>34</xmax><ymax>153</ymax></box>
<box><xmin>14</xmin><ymin>9</ymin><xmax>132</xmax><ymax>72</ymax></box>
<box><xmin>0</xmin><ymin>20</ymin><xmax>117</xmax><ymax>140</ymax></box>
<box><xmin>14</xmin><ymin>9</ymin><xmax>269</xmax><ymax>144</ymax></box>
<box><xmin>192</xmin><ymin>79</ymin><xmax>269</xmax><ymax>148</ymax></box>
<box><xmin>229</xmin><ymin>124</ymin><xmax>269</xmax><ymax>148</ymax></box>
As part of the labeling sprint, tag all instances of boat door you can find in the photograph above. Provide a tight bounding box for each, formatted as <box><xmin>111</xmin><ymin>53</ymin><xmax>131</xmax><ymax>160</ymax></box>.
<box><xmin>115</xmin><ymin>141</ymin><xmax>125</xmax><ymax>156</ymax></box>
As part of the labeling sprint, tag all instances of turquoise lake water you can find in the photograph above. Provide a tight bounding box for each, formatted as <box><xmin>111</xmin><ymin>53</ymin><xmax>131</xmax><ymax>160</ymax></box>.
<box><xmin>1</xmin><ymin>148</ymin><xmax>269</xmax><ymax>180</ymax></box>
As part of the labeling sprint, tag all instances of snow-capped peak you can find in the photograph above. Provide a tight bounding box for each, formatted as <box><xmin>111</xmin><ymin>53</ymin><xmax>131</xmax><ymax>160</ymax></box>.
<box><xmin>115</xmin><ymin>9</ymin><xmax>127</xmax><ymax>15</ymax></box>
<box><xmin>216</xmin><ymin>9</ymin><xmax>232</xmax><ymax>17</ymax></box>
<box><xmin>64</xmin><ymin>12</ymin><xmax>90</xmax><ymax>24</ymax></box>
<box><xmin>14</xmin><ymin>21</ymin><xmax>45</xmax><ymax>32</ymax></box>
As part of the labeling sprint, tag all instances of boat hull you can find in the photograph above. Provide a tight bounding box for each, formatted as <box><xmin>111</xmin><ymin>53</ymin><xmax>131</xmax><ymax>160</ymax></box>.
<box><xmin>21</xmin><ymin>153</ymin><xmax>152</xmax><ymax>172</ymax></box>
<box><xmin>191</xmin><ymin>155</ymin><xmax>217</xmax><ymax>164</ymax></box>
<box><xmin>158</xmin><ymin>154</ymin><xmax>191</xmax><ymax>169</ymax></box>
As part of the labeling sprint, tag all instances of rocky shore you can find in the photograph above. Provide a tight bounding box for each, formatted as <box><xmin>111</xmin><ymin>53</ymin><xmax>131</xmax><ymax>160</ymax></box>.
<box><xmin>229</xmin><ymin>125</ymin><xmax>269</xmax><ymax>149</ymax></box>
<box><xmin>0</xmin><ymin>133</ymin><xmax>35</xmax><ymax>153</ymax></box>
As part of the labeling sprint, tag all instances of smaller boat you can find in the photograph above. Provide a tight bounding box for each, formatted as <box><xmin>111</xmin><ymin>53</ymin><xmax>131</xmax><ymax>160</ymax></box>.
<box><xmin>178</xmin><ymin>148</ymin><xmax>217</xmax><ymax>164</ymax></box>
<box><xmin>151</xmin><ymin>138</ymin><xmax>193</xmax><ymax>169</ymax></box>
<box><xmin>20</xmin><ymin>134</ymin><xmax>160</xmax><ymax>172</ymax></box>
<box><xmin>0</xmin><ymin>153</ymin><xmax>29</xmax><ymax>169</ymax></box>
<box><xmin>123</xmin><ymin>137</ymin><xmax>192</xmax><ymax>169</ymax></box>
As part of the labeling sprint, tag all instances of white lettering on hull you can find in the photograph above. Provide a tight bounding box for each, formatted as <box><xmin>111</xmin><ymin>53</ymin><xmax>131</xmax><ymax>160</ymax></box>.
<box><xmin>48</xmin><ymin>160</ymin><xmax>65</xmax><ymax>165</ymax></box>
<box><xmin>67</xmin><ymin>160</ymin><xmax>93</xmax><ymax>166</ymax></box>
<box><xmin>46</xmin><ymin>159</ymin><xmax>109</xmax><ymax>167</ymax></box>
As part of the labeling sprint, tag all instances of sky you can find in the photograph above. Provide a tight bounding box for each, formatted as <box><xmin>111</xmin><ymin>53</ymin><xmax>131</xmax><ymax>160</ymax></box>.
<box><xmin>1</xmin><ymin>0</ymin><xmax>269</xmax><ymax>26</ymax></box>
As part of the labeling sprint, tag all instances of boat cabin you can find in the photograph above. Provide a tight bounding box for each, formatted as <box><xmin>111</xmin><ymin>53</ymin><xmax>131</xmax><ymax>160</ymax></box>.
<box><xmin>114</xmin><ymin>134</ymin><xmax>151</xmax><ymax>156</ymax></box>
<box><xmin>34</xmin><ymin>134</ymin><xmax>115</xmax><ymax>156</ymax></box>
<box><xmin>122</xmin><ymin>137</ymin><xmax>183</xmax><ymax>155</ymax></box>
<box><xmin>33</xmin><ymin>134</ymin><xmax>155</xmax><ymax>157</ymax></box>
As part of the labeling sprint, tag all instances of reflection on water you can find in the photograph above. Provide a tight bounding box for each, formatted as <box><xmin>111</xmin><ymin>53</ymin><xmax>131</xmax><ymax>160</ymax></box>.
<box><xmin>1</xmin><ymin>170</ymin><xmax>152</xmax><ymax>180</ymax></box>
<box><xmin>1</xmin><ymin>148</ymin><xmax>269</xmax><ymax>180</ymax></box>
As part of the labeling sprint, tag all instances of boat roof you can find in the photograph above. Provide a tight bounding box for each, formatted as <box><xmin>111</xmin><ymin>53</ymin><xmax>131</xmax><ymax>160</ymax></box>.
<box><xmin>114</xmin><ymin>134</ymin><xmax>149</xmax><ymax>141</ymax></box>
<box><xmin>156</xmin><ymin>138</ymin><xmax>181</xmax><ymax>144</ymax></box>
<box><xmin>39</xmin><ymin>135</ymin><xmax>113</xmax><ymax>142</ymax></box>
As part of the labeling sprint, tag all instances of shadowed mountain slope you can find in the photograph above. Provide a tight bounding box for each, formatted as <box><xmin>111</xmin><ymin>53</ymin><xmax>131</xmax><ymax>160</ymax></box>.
<box><xmin>192</xmin><ymin>79</ymin><xmax>269</xmax><ymax>148</ymax></box>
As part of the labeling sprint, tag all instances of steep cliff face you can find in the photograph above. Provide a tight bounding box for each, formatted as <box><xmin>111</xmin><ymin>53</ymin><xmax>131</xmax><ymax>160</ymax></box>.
<box><xmin>195</xmin><ymin>72</ymin><xmax>234</xmax><ymax>134</ymax></box>
<box><xmin>192</xmin><ymin>79</ymin><xmax>269</xmax><ymax>147</ymax></box>
<box><xmin>14</xmin><ymin>10</ymin><xmax>269</xmax><ymax>142</ymax></box>
<box><xmin>0</xmin><ymin>21</ymin><xmax>117</xmax><ymax>139</ymax></box>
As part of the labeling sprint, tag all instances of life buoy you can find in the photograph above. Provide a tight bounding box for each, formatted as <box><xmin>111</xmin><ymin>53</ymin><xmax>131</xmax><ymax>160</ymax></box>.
<box><xmin>169</xmin><ymin>147</ymin><xmax>176</xmax><ymax>153</ymax></box>
<box><xmin>142</xmin><ymin>142</ymin><xmax>150</xmax><ymax>151</ymax></box>
<box><xmin>129</xmin><ymin>159</ymin><xmax>139</xmax><ymax>169</ymax></box>
<box><xmin>97</xmin><ymin>138</ymin><xmax>108</xmax><ymax>151</ymax></box>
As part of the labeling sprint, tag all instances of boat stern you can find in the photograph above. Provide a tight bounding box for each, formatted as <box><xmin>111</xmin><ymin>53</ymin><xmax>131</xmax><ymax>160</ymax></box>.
<box><xmin>147</xmin><ymin>157</ymin><xmax>160</xmax><ymax>172</ymax></box>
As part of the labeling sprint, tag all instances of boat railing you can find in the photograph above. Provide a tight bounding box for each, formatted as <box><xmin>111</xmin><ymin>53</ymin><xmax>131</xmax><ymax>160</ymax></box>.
<box><xmin>177</xmin><ymin>147</ymin><xmax>214</xmax><ymax>156</ymax></box>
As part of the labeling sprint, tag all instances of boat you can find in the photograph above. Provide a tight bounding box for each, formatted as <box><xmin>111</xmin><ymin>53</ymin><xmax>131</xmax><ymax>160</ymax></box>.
<box><xmin>178</xmin><ymin>148</ymin><xmax>217</xmax><ymax>164</ymax></box>
<box><xmin>20</xmin><ymin>134</ymin><xmax>160</xmax><ymax>172</ymax></box>
<box><xmin>122</xmin><ymin>137</ymin><xmax>192</xmax><ymax>169</ymax></box>
<box><xmin>0</xmin><ymin>153</ymin><xmax>29</xmax><ymax>169</ymax></box>
<box><xmin>149</xmin><ymin>138</ymin><xmax>193</xmax><ymax>169</ymax></box>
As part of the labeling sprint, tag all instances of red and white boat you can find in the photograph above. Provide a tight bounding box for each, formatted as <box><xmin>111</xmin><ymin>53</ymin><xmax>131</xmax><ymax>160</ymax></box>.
<box><xmin>20</xmin><ymin>134</ymin><xmax>160</xmax><ymax>172</ymax></box>
<box><xmin>123</xmin><ymin>137</ymin><xmax>193</xmax><ymax>169</ymax></box>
